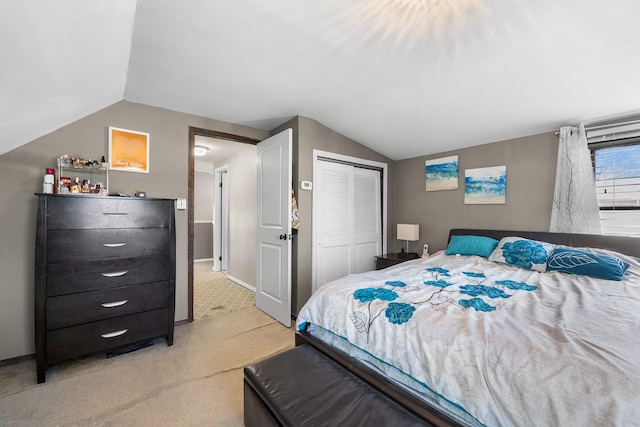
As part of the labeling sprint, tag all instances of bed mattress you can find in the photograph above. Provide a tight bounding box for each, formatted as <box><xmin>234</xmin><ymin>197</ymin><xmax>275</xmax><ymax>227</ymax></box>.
<box><xmin>296</xmin><ymin>250</ymin><xmax>640</xmax><ymax>426</ymax></box>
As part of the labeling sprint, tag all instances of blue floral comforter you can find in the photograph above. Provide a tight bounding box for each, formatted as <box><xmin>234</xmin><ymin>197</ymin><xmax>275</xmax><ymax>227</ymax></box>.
<box><xmin>296</xmin><ymin>251</ymin><xmax>640</xmax><ymax>426</ymax></box>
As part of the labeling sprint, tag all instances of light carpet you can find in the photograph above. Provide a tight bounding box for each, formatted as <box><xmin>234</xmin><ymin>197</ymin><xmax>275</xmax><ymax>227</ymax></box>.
<box><xmin>0</xmin><ymin>307</ymin><xmax>294</xmax><ymax>426</ymax></box>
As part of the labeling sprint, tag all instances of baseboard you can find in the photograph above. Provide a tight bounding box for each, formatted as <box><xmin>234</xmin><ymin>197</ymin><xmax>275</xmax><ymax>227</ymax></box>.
<box><xmin>194</xmin><ymin>258</ymin><xmax>214</xmax><ymax>263</ymax></box>
<box><xmin>226</xmin><ymin>274</ymin><xmax>256</xmax><ymax>292</ymax></box>
<box><xmin>0</xmin><ymin>353</ymin><xmax>34</xmax><ymax>367</ymax></box>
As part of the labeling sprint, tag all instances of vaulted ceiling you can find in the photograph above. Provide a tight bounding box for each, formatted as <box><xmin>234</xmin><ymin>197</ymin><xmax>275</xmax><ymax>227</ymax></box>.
<box><xmin>3</xmin><ymin>0</ymin><xmax>640</xmax><ymax>160</ymax></box>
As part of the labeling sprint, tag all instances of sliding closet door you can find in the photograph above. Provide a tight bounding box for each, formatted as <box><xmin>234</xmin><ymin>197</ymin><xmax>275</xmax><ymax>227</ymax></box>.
<box><xmin>315</xmin><ymin>161</ymin><xmax>353</xmax><ymax>287</ymax></box>
<box><xmin>315</xmin><ymin>160</ymin><xmax>382</xmax><ymax>289</ymax></box>
<box><xmin>353</xmin><ymin>167</ymin><xmax>381</xmax><ymax>273</ymax></box>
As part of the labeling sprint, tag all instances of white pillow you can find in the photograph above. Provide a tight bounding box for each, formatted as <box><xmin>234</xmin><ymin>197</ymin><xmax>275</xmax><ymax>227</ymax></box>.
<box><xmin>488</xmin><ymin>237</ymin><xmax>555</xmax><ymax>272</ymax></box>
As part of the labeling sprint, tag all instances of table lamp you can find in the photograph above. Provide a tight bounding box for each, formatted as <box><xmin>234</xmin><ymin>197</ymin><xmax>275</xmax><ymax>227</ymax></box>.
<box><xmin>397</xmin><ymin>224</ymin><xmax>419</xmax><ymax>259</ymax></box>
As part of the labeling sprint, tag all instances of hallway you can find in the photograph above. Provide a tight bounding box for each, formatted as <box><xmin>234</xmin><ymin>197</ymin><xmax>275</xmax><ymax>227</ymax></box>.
<box><xmin>193</xmin><ymin>261</ymin><xmax>256</xmax><ymax>321</ymax></box>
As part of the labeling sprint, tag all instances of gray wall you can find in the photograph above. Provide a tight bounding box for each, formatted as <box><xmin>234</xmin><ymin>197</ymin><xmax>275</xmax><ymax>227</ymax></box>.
<box><xmin>272</xmin><ymin>116</ymin><xmax>395</xmax><ymax>314</ymax></box>
<box><xmin>0</xmin><ymin>100</ymin><xmax>267</xmax><ymax>361</ymax></box>
<box><xmin>194</xmin><ymin>169</ymin><xmax>214</xmax><ymax>260</ymax></box>
<box><xmin>0</xmin><ymin>97</ymin><xmax>559</xmax><ymax>361</ymax></box>
<box><xmin>194</xmin><ymin>223</ymin><xmax>214</xmax><ymax>260</ymax></box>
<box><xmin>195</xmin><ymin>169</ymin><xmax>214</xmax><ymax>220</ymax></box>
<box><xmin>391</xmin><ymin>132</ymin><xmax>559</xmax><ymax>254</ymax></box>
<box><xmin>217</xmin><ymin>144</ymin><xmax>257</xmax><ymax>287</ymax></box>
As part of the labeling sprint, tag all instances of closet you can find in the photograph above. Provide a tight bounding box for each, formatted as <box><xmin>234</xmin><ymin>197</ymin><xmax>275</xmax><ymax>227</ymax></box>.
<box><xmin>313</xmin><ymin>159</ymin><xmax>383</xmax><ymax>291</ymax></box>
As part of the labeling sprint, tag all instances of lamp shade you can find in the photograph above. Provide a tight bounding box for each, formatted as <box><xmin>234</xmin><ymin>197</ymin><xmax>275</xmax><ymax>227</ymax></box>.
<box><xmin>397</xmin><ymin>224</ymin><xmax>419</xmax><ymax>241</ymax></box>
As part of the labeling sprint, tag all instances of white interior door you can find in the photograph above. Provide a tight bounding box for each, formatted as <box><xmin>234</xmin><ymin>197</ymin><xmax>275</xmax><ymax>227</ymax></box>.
<box><xmin>315</xmin><ymin>161</ymin><xmax>353</xmax><ymax>287</ymax></box>
<box><xmin>220</xmin><ymin>170</ymin><xmax>228</xmax><ymax>271</ymax></box>
<box><xmin>314</xmin><ymin>160</ymin><xmax>382</xmax><ymax>290</ymax></box>
<box><xmin>256</xmin><ymin>129</ymin><xmax>292</xmax><ymax>327</ymax></box>
<box><xmin>354</xmin><ymin>167</ymin><xmax>382</xmax><ymax>272</ymax></box>
<box><xmin>213</xmin><ymin>165</ymin><xmax>228</xmax><ymax>272</ymax></box>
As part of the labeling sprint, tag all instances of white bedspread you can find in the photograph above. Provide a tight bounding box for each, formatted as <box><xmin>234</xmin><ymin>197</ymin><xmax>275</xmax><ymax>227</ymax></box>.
<box><xmin>296</xmin><ymin>251</ymin><xmax>640</xmax><ymax>426</ymax></box>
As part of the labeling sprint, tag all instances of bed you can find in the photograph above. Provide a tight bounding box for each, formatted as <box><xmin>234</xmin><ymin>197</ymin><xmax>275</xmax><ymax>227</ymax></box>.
<box><xmin>295</xmin><ymin>229</ymin><xmax>640</xmax><ymax>426</ymax></box>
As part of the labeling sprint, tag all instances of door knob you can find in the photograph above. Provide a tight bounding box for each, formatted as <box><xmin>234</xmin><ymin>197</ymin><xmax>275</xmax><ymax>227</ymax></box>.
<box><xmin>279</xmin><ymin>234</ymin><xmax>287</xmax><ymax>240</ymax></box>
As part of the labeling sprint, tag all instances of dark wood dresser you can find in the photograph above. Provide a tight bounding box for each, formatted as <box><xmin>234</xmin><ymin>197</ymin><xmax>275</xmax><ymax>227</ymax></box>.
<box><xmin>34</xmin><ymin>194</ymin><xmax>176</xmax><ymax>383</ymax></box>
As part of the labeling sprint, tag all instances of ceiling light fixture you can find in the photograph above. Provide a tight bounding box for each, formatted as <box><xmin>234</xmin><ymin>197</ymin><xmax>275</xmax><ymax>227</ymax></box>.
<box><xmin>348</xmin><ymin>0</ymin><xmax>483</xmax><ymax>47</ymax></box>
<box><xmin>194</xmin><ymin>145</ymin><xmax>209</xmax><ymax>156</ymax></box>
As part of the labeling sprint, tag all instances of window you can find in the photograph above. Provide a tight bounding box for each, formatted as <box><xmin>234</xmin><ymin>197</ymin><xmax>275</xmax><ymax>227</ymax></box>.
<box><xmin>589</xmin><ymin>138</ymin><xmax>640</xmax><ymax>236</ymax></box>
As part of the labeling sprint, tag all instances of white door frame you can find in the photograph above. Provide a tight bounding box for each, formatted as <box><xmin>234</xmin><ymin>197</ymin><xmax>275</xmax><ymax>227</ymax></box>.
<box><xmin>312</xmin><ymin>150</ymin><xmax>388</xmax><ymax>293</ymax></box>
<box><xmin>213</xmin><ymin>165</ymin><xmax>229</xmax><ymax>272</ymax></box>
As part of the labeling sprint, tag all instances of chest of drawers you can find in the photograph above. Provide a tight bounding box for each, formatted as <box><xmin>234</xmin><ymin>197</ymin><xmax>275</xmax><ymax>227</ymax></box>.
<box><xmin>34</xmin><ymin>195</ymin><xmax>176</xmax><ymax>383</ymax></box>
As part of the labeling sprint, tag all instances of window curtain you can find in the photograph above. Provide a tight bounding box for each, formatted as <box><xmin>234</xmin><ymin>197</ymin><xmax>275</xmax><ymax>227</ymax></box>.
<box><xmin>550</xmin><ymin>124</ymin><xmax>602</xmax><ymax>234</ymax></box>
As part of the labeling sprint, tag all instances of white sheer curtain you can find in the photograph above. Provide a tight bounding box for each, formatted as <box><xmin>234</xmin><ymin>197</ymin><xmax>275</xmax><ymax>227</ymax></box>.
<box><xmin>550</xmin><ymin>124</ymin><xmax>602</xmax><ymax>234</ymax></box>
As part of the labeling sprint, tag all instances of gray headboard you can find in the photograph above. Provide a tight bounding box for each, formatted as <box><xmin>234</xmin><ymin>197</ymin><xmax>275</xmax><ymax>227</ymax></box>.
<box><xmin>449</xmin><ymin>229</ymin><xmax>640</xmax><ymax>258</ymax></box>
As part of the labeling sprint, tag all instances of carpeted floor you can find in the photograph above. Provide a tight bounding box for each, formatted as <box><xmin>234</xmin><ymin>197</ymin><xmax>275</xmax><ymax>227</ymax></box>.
<box><xmin>0</xmin><ymin>307</ymin><xmax>295</xmax><ymax>426</ymax></box>
<box><xmin>194</xmin><ymin>262</ymin><xmax>256</xmax><ymax>321</ymax></box>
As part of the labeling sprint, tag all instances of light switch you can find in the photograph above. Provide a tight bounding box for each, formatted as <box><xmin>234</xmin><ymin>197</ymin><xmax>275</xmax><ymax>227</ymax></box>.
<box><xmin>176</xmin><ymin>198</ymin><xmax>187</xmax><ymax>210</ymax></box>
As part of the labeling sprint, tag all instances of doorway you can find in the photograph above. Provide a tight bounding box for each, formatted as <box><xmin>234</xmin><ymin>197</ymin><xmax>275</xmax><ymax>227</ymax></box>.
<box><xmin>188</xmin><ymin>127</ymin><xmax>260</xmax><ymax>322</ymax></box>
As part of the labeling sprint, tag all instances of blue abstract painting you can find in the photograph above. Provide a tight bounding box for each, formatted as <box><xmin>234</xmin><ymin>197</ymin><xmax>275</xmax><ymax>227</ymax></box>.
<box><xmin>464</xmin><ymin>165</ymin><xmax>506</xmax><ymax>204</ymax></box>
<box><xmin>425</xmin><ymin>155</ymin><xmax>458</xmax><ymax>191</ymax></box>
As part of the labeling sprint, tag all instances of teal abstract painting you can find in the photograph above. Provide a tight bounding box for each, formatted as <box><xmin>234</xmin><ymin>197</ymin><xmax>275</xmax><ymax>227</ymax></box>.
<box><xmin>464</xmin><ymin>165</ymin><xmax>506</xmax><ymax>204</ymax></box>
<box><xmin>425</xmin><ymin>155</ymin><xmax>458</xmax><ymax>191</ymax></box>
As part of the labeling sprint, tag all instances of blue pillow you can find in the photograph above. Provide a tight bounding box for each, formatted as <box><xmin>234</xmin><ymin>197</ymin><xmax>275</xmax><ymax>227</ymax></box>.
<box><xmin>547</xmin><ymin>247</ymin><xmax>630</xmax><ymax>281</ymax></box>
<box><xmin>445</xmin><ymin>235</ymin><xmax>499</xmax><ymax>258</ymax></box>
<box><xmin>488</xmin><ymin>237</ymin><xmax>555</xmax><ymax>272</ymax></box>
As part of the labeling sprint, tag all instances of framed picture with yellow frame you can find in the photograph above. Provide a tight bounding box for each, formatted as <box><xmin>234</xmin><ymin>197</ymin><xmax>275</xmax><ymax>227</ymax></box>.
<box><xmin>108</xmin><ymin>127</ymin><xmax>150</xmax><ymax>173</ymax></box>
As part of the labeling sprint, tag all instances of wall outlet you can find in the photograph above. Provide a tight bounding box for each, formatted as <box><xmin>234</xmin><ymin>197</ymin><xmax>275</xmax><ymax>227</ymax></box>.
<box><xmin>176</xmin><ymin>198</ymin><xmax>187</xmax><ymax>210</ymax></box>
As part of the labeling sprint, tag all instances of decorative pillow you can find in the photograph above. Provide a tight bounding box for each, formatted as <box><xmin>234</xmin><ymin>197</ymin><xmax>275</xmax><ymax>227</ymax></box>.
<box><xmin>445</xmin><ymin>235</ymin><xmax>499</xmax><ymax>258</ymax></box>
<box><xmin>547</xmin><ymin>247</ymin><xmax>630</xmax><ymax>281</ymax></box>
<box><xmin>488</xmin><ymin>237</ymin><xmax>555</xmax><ymax>272</ymax></box>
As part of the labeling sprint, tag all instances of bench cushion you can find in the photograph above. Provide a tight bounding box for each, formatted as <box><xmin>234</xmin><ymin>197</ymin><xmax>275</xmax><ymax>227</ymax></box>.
<box><xmin>244</xmin><ymin>344</ymin><xmax>430</xmax><ymax>426</ymax></box>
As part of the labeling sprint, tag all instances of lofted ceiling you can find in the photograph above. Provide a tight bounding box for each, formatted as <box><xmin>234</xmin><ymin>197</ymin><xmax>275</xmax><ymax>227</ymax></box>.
<box><xmin>2</xmin><ymin>0</ymin><xmax>640</xmax><ymax>160</ymax></box>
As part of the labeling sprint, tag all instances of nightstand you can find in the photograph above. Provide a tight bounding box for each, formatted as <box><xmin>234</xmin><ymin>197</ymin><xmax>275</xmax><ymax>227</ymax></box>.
<box><xmin>375</xmin><ymin>253</ymin><xmax>419</xmax><ymax>270</ymax></box>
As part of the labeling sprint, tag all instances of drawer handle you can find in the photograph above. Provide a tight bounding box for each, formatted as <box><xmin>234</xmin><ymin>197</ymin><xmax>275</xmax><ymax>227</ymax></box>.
<box><xmin>103</xmin><ymin>243</ymin><xmax>127</xmax><ymax>248</ymax></box>
<box><xmin>101</xmin><ymin>300</ymin><xmax>128</xmax><ymax>308</ymax></box>
<box><xmin>101</xmin><ymin>271</ymin><xmax>128</xmax><ymax>278</ymax></box>
<box><xmin>102</xmin><ymin>212</ymin><xmax>129</xmax><ymax>216</ymax></box>
<box><xmin>101</xmin><ymin>329</ymin><xmax>128</xmax><ymax>339</ymax></box>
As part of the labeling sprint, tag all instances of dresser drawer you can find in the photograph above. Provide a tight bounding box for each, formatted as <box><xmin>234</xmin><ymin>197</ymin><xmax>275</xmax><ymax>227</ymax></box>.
<box><xmin>47</xmin><ymin>228</ymin><xmax>169</xmax><ymax>262</ymax></box>
<box><xmin>46</xmin><ymin>197</ymin><xmax>172</xmax><ymax>229</ymax></box>
<box><xmin>46</xmin><ymin>309</ymin><xmax>169</xmax><ymax>364</ymax></box>
<box><xmin>47</xmin><ymin>281</ymin><xmax>169</xmax><ymax>330</ymax></box>
<box><xmin>47</xmin><ymin>255</ymin><xmax>169</xmax><ymax>296</ymax></box>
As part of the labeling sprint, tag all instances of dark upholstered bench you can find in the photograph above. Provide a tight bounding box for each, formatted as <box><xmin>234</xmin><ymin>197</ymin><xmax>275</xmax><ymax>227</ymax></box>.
<box><xmin>243</xmin><ymin>344</ymin><xmax>431</xmax><ymax>426</ymax></box>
